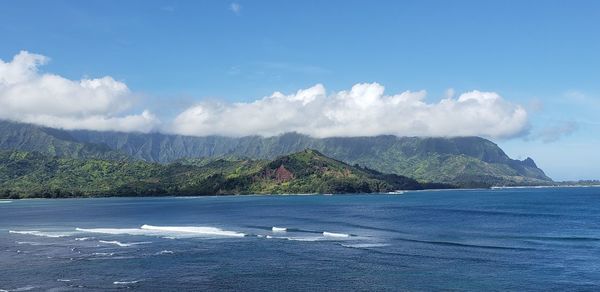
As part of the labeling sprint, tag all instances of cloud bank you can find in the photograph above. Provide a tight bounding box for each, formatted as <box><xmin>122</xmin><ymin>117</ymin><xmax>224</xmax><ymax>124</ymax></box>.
<box><xmin>172</xmin><ymin>83</ymin><xmax>529</xmax><ymax>139</ymax></box>
<box><xmin>0</xmin><ymin>51</ymin><xmax>159</xmax><ymax>132</ymax></box>
<box><xmin>1</xmin><ymin>51</ymin><xmax>529</xmax><ymax>139</ymax></box>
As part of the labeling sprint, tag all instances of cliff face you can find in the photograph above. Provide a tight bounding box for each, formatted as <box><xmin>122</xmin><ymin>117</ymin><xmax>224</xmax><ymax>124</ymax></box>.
<box><xmin>0</xmin><ymin>120</ymin><xmax>552</xmax><ymax>187</ymax></box>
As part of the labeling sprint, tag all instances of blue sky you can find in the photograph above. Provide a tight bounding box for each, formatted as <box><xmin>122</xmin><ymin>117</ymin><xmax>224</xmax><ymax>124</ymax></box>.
<box><xmin>0</xmin><ymin>0</ymin><xmax>599</xmax><ymax>180</ymax></box>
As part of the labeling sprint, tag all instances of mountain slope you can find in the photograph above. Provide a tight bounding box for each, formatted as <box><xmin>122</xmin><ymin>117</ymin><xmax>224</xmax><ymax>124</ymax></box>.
<box><xmin>68</xmin><ymin>130</ymin><xmax>551</xmax><ymax>186</ymax></box>
<box><xmin>0</xmin><ymin>120</ymin><xmax>127</xmax><ymax>160</ymax></box>
<box><xmin>0</xmin><ymin>120</ymin><xmax>551</xmax><ymax>187</ymax></box>
<box><xmin>0</xmin><ymin>149</ymin><xmax>427</xmax><ymax>198</ymax></box>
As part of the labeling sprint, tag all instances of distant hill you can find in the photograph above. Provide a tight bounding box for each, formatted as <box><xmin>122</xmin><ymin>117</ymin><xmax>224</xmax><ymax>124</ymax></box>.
<box><xmin>0</xmin><ymin>120</ymin><xmax>127</xmax><ymax>160</ymax></box>
<box><xmin>0</xmin><ymin>120</ymin><xmax>552</xmax><ymax>187</ymax></box>
<box><xmin>0</xmin><ymin>149</ymin><xmax>429</xmax><ymax>198</ymax></box>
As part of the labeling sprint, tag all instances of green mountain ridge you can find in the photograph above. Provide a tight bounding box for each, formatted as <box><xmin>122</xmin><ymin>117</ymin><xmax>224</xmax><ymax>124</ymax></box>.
<box><xmin>0</xmin><ymin>121</ymin><xmax>128</xmax><ymax>160</ymax></box>
<box><xmin>0</xmin><ymin>120</ymin><xmax>552</xmax><ymax>187</ymax></box>
<box><xmin>0</xmin><ymin>149</ymin><xmax>430</xmax><ymax>199</ymax></box>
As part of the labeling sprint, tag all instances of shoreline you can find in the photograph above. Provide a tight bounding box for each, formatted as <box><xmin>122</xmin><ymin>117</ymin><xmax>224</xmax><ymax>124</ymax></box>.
<box><xmin>2</xmin><ymin>185</ymin><xmax>599</xmax><ymax>200</ymax></box>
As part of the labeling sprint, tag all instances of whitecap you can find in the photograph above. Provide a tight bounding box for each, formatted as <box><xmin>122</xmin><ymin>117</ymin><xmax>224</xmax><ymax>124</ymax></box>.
<box><xmin>9</xmin><ymin>230</ymin><xmax>73</xmax><ymax>238</ymax></box>
<box><xmin>0</xmin><ymin>200</ymin><xmax>12</xmax><ymax>203</ymax></box>
<box><xmin>92</xmin><ymin>252</ymin><xmax>114</xmax><ymax>256</ymax></box>
<box><xmin>156</xmin><ymin>250</ymin><xmax>174</xmax><ymax>255</ymax></box>
<box><xmin>323</xmin><ymin>231</ymin><xmax>350</xmax><ymax>238</ymax></box>
<box><xmin>141</xmin><ymin>224</ymin><xmax>246</xmax><ymax>237</ymax></box>
<box><xmin>75</xmin><ymin>237</ymin><xmax>94</xmax><ymax>241</ymax></box>
<box><xmin>272</xmin><ymin>227</ymin><xmax>287</xmax><ymax>232</ymax></box>
<box><xmin>1</xmin><ymin>286</ymin><xmax>37</xmax><ymax>292</ymax></box>
<box><xmin>76</xmin><ymin>227</ymin><xmax>147</xmax><ymax>236</ymax></box>
<box><xmin>56</xmin><ymin>279</ymin><xmax>72</xmax><ymax>282</ymax></box>
<box><xmin>265</xmin><ymin>235</ymin><xmax>323</xmax><ymax>242</ymax></box>
<box><xmin>285</xmin><ymin>236</ymin><xmax>323</xmax><ymax>242</ymax></box>
<box><xmin>99</xmin><ymin>240</ymin><xmax>151</xmax><ymax>247</ymax></box>
<box><xmin>16</xmin><ymin>241</ymin><xmax>44</xmax><ymax>246</ymax></box>
<box><xmin>113</xmin><ymin>280</ymin><xmax>140</xmax><ymax>285</ymax></box>
<box><xmin>341</xmin><ymin>243</ymin><xmax>390</xmax><ymax>248</ymax></box>
<box><xmin>76</xmin><ymin>225</ymin><xmax>245</xmax><ymax>238</ymax></box>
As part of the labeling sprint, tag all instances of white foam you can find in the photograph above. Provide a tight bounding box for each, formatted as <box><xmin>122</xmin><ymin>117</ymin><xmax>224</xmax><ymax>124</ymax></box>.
<box><xmin>9</xmin><ymin>230</ymin><xmax>72</xmax><ymax>238</ymax></box>
<box><xmin>75</xmin><ymin>237</ymin><xmax>94</xmax><ymax>241</ymax></box>
<box><xmin>156</xmin><ymin>250</ymin><xmax>174</xmax><ymax>255</ymax></box>
<box><xmin>56</xmin><ymin>279</ymin><xmax>72</xmax><ymax>282</ymax></box>
<box><xmin>1</xmin><ymin>286</ymin><xmax>37</xmax><ymax>292</ymax></box>
<box><xmin>272</xmin><ymin>227</ymin><xmax>287</xmax><ymax>232</ymax></box>
<box><xmin>92</xmin><ymin>252</ymin><xmax>114</xmax><ymax>256</ymax></box>
<box><xmin>323</xmin><ymin>231</ymin><xmax>350</xmax><ymax>238</ymax></box>
<box><xmin>16</xmin><ymin>241</ymin><xmax>44</xmax><ymax>246</ymax></box>
<box><xmin>99</xmin><ymin>240</ymin><xmax>151</xmax><ymax>247</ymax></box>
<box><xmin>341</xmin><ymin>243</ymin><xmax>390</xmax><ymax>248</ymax></box>
<box><xmin>141</xmin><ymin>225</ymin><xmax>245</xmax><ymax>237</ymax></box>
<box><xmin>265</xmin><ymin>235</ymin><xmax>323</xmax><ymax>242</ymax></box>
<box><xmin>76</xmin><ymin>225</ymin><xmax>245</xmax><ymax>238</ymax></box>
<box><xmin>113</xmin><ymin>280</ymin><xmax>140</xmax><ymax>285</ymax></box>
<box><xmin>76</xmin><ymin>227</ymin><xmax>147</xmax><ymax>236</ymax></box>
<box><xmin>0</xmin><ymin>200</ymin><xmax>12</xmax><ymax>203</ymax></box>
<box><xmin>285</xmin><ymin>236</ymin><xmax>323</xmax><ymax>242</ymax></box>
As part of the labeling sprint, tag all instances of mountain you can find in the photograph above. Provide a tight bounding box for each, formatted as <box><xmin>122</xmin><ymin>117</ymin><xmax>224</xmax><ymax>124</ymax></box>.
<box><xmin>0</xmin><ymin>149</ymin><xmax>428</xmax><ymax>199</ymax></box>
<box><xmin>0</xmin><ymin>120</ymin><xmax>552</xmax><ymax>187</ymax></box>
<box><xmin>0</xmin><ymin>120</ymin><xmax>127</xmax><ymax>160</ymax></box>
<box><xmin>68</xmin><ymin>129</ymin><xmax>551</xmax><ymax>186</ymax></box>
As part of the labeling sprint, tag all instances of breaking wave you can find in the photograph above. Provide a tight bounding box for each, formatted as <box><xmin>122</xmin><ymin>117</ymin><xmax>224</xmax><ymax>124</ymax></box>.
<box><xmin>0</xmin><ymin>286</ymin><xmax>37</xmax><ymax>292</ymax></box>
<box><xmin>272</xmin><ymin>227</ymin><xmax>287</xmax><ymax>232</ymax></box>
<box><xmin>92</xmin><ymin>252</ymin><xmax>114</xmax><ymax>256</ymax></box>
<box><xmin>113</xmin><ymin>280</ymin><xmax>141</xmax><ymax>285</ymax></box>
<box><xmin>75</xmin><ymin>227</ymin><xmax>147</xmax><ymax>236</ymax></box>
<box><xmin>9</xmin><ymin>230</ymin><xmax>73</xmax><ymax>238</ymax></box>
<box><xmin>341</xmin><ymin>243</ymin><xmax>391</xmax><ymax>249</ymax></box>
<box><xmin>75</xmin><ymin>237</ymin><xmax>94</xmax><ymax>241</ymax></box>
<box><xmin>76</xmin><ymin>225</ymin><xmax>246</xmax><ymax>238</ymax></box>
<box><xmin>323</xmin><ymin>231</ymin><xmax>351</xmax><ymax>238</ymax></box>
<box><xmin>16</xmin><ymin>241</ymin><xmax>46</xmax><ymax>246</ymax></box>
<box><xmin>99</xmin><ymin>240</ymin><xmax>151</xmax><ymax>247</ymax></box>
<box><xmin>140</xmin><ymin>225</ymin><xmax>246</xmax><ymax>237</ymax></box>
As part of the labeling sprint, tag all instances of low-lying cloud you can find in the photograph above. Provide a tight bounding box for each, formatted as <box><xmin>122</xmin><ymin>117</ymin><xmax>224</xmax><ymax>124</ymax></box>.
<box><xmin>0</xmin><ymin>51</ymin><xmax>159</xmax><ymax>132</ymax></box>
<box><xmin>172</xmin><ymin>83</ymin><xmax>529</xmax><ymax>139</ymax></box>
<box><xmin>536</xmin><ymin>121</ymin><xmax>578</xmax><ymax>143</ymax></box>
<box><xmin>1</xmin><ymin>51</ymin><xmax>530</xmax><ymax>139</ymax></box>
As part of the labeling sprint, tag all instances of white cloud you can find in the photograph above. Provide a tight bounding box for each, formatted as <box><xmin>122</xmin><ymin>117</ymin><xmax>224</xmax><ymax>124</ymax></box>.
<box><xmin>229</xmin><ymin>2</ymin><xmax>242</xmax><ymax>15</ymax></box>
<box><xmin>171</xmin><ymin>83</ymin><xmax>529</xmax><ymax>139</ymax></box>
<box><xmin>0</xmin><ymin>51</ymin><xmax>159</xmax><ymax>132</ymax></box>
<box><xmin>444</xmin><ymin>88</ymin><xmax>455</xmax><ymax>99</ymax></box>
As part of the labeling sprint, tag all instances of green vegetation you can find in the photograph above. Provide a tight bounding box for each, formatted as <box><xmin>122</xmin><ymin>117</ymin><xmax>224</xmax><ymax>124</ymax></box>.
<box><xmin>0</xmin><ymin>149</ymin><xmax>439</xmax><ymax>199</ymax></box>
<box><xmin>0</xmin><ymin>120</ymin><xmax>553</xmax><ymax>187</ymax></box>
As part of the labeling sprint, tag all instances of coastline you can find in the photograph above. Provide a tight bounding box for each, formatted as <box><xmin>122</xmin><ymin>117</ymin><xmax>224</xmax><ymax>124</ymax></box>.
<box><xmin>3</xmin><ymin>185</ymin><xmax>599</xmax><ymax>201</ymax></box>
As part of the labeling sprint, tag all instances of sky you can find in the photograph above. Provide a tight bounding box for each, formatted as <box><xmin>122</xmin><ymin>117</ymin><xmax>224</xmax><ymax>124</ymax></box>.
<box><xmin>0</xmin><ymin>0</ymin><xmax>599</xmax><ymax>180</ymax></box>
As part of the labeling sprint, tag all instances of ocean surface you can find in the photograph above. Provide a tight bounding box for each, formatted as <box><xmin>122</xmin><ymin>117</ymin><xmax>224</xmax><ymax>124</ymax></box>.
<box><xmin>1</xmin><ymin>187</ymin><xmax>600</xmax><ymax>291</ymax></box>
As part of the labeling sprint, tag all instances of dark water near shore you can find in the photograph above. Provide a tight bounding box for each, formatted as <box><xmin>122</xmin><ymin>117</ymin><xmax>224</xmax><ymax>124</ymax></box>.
<box><xmin>1</xmin><ymin>187</ymin><xmax>600</xmax><ymax>291</ymax></box>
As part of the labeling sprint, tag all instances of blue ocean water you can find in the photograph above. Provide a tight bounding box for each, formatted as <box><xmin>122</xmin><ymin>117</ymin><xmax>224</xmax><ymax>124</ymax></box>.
<box><xmin>1</xmin><ymin>187</ymin><xmax>599</xmax><ymax>291</ymax></box>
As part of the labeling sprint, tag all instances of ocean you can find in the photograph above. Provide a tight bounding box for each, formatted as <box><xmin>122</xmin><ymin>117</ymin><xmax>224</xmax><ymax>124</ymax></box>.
<box><xmin>1</xmin><ymin>187</ymin><xmax>599</xmax><ymax>291</ymax></box>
